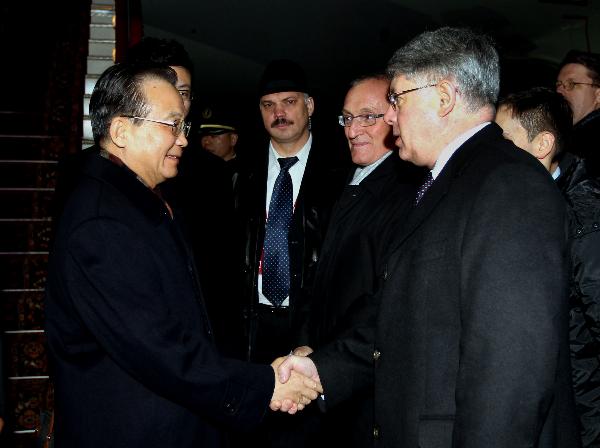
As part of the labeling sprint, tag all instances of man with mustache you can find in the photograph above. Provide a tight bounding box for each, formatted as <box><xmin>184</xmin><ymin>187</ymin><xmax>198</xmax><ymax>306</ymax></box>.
<box><xmin>231</xmin><ymin>58</ymin><xmax>346</xmax><ymax>447</ymax></box>
<box><xmin>238</xmin><ymin>60</ymin><xmax>345</xmax><ymax>365</ymax></box>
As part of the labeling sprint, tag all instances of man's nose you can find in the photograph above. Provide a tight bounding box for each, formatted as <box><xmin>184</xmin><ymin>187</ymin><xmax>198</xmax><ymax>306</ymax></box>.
<box><xmin>273</xmin><ymin>103</ymin><xmax>286</xmax><ymax>117</ymax></box>
<box><xmin>177</xmin><ymin>132</ymin><xmax>188</xmax><ymax>148</ymax></box>
<box><xmin>347</xmin><ymin>119</ymin><xmax>363</xmax><ymax>138</ymax></box>
<box><xmin>384</xmin><ymin>104</ymin><xmax>396</xmax><ymax>125</ymax></box>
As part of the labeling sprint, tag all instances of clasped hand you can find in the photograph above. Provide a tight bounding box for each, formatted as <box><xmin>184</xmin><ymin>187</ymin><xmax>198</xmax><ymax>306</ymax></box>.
<box><xmin>270</xmin><ymin>350</ymin><xmax>321</xmax><ymax>414</ymax></box>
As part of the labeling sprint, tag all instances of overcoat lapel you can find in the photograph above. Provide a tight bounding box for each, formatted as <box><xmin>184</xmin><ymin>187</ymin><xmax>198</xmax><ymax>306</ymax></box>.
<box><xmin>388</xmin><ymin>124</ymin><xmax>497</xmax><ymax>255</ymax></box>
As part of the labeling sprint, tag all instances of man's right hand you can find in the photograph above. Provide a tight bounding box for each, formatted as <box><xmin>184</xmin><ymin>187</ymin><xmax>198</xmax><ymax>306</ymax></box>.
<box><xmin>277</xmin><ymin>355</ymin><xmax>320</xmax><ymax>389</ymax></box>
<box><xmin>292</xmin><ymin>345</ymin><xmax>313</xmax><ymax>356</ymax></box>
<box><xmin>270</xmin><ymin>356</ymin><xmax>322</xmax><ymax>414</ymax></box>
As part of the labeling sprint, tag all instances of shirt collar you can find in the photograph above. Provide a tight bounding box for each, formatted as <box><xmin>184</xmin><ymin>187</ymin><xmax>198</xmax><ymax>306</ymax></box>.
<box><xmin>268</xmin><ymin>132</ymin><xmax>312</xmax><ymax>167</ymax></box>
<box><xmin>350</xmin><ymin>150</ymin><xmax>393</xmax><ymax>185</ymax></box>
<box><xmin>552</xmin><ymin>165</ymin><xmax>561</xmax><ymax>180</ymax></box>
<box><xmin>431</xmin><ymin>122</ymin><xmax>490</xmax><ymax>179</ymax></box>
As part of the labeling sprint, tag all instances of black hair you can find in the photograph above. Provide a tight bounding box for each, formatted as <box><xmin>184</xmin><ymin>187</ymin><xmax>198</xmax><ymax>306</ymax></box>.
<box><xmin>126</xmin><ymin>37</ymin><xmax>194</xmax><ymax>75</ymax></box>
<box><xmin>559</xmin><ymin>50</ymin><xmax>600</xmax><ymax>85</ymax></box>
<box><xmin>89</xmin><ymin>63</ymin><xmax>177</xmax><ymax>145</ymax></box>
<box><xmin>499</xmin><ymin>87</ymin><xmax>572</xmax><ymax>155</ymax></box>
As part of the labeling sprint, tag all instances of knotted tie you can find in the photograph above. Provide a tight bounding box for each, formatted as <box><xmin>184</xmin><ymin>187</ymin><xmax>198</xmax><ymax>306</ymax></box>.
<box><xmin>263</xmin><ymin>156</ymin><xmax>299</xmax><ymax>306</ymax></box>
<box><xmin>414</xmin><ymin>171</ymin><xmax>434</xmax><ymax>205</ymax></box>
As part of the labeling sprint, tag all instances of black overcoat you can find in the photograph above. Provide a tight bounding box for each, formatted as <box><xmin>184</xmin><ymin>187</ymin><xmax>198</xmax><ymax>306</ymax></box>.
<box><xmin>302</xmin><ymin>153</ymin><xmax>416</xmax><ymax>446</ymax></box>
<box><xmin>306</xmin><ymin>153</ymin><xmax>417</xmax><ymax>349</ymax></box>
<box><xmin>45</xmin><ymin>153</ymin><xmax>274</xmax><ymax>448</ymax></box>
<box><xmin>312</xmin><ymin>123</ymin><xmax>580</xmax><ymax>447</ymax></box>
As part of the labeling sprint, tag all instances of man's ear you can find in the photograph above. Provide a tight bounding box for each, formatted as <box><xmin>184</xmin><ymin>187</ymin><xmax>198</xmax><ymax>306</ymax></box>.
<box><xmin>230</xmin><ymin>132</ymin><xmax>239</xmax><ymax>147</ymax></box>
<box><xmin>532</xmin><ymin>131</ymin><xmax>555</xmax><ymax>161</ymax></box>
<box><xmin>437</xmin><ymin>80</ymin><xmax>456</xmax><ymax>118</ymax></box>
<box><xmin>109</xmin><ymin>117</ymin><xmax>129</xmax><ymax>148</ymax></box>
<box><xmin>594</xmin><ymin>85</ymin><xmax>600</xmax><ymax>110</ymax></box>
<box><xmin>305</xmin><ymin>96</ymin><xmax>315</xmax><ymax>117</ymax></box>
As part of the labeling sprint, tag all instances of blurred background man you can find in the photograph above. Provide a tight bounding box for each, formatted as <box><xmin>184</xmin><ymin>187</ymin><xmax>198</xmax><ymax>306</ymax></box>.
<box><xmin>556</xmin><ymin>51</ymin><xmax>600</xmax><ymax>176</ymax></box>
<box><xmin>198</xmin><ymin>106</ymin><xmax>244</xmax><ymax>212</ymax></box>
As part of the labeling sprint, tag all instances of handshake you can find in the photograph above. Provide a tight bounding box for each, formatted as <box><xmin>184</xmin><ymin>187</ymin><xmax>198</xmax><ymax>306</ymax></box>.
<box><xmin>269</xmin><ymin>345</ymin><xmax>320</xmax><ymax>414</ymax></box>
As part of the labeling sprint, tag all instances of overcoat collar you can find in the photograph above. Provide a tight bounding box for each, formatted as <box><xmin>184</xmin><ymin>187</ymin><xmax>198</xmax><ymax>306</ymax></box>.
<box><xmin>83</xmin><ymin>152</ymin><xmax>171</xmax><ymax>226</ymax></box>
<box><xmin>390</xmin><ymin>123</ymin><xmax>504</xmax><ymax>251</ymax></box>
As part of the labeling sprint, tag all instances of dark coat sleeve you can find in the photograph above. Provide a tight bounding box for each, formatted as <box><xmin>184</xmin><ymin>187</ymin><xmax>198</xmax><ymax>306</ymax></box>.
<box><xmin>309</xmin><ymin>289</ymin><xmax>378</xmax><ymax>410</ymax></box>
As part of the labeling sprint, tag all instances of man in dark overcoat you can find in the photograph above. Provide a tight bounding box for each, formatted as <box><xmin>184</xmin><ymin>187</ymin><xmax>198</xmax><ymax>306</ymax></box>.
<box><xmin>292</xmin><ymin>75</ymin><xmax>419</xmax><ymax>446</ymax></box>
<box><xmin>278</xmin><ymin>27</ymin><xmax>580</xmax><ymax>448</ymax></box>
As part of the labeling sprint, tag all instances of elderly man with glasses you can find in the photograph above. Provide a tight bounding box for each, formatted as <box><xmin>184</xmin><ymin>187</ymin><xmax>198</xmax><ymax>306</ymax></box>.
<box><xmin>289</xmin><ymin>74</ymin><xmax>420</xmax><ymax>446</ymax></box>
<box><xmin>45</xmin><ymin>63</ymin><xmax>322</xmax><ymax>448</ymax></box>
<box><xmin>277</xmin><ymin>27</ymin><xmax>579</xmax><ymax>448</ymax></box>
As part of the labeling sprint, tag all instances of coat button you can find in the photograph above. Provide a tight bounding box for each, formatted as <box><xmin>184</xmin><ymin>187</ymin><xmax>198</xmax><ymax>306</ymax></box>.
<box><xmin>373</xmin><ymin>425</ymin><xmax>380</xmax><ymax>439</ymax></box>
<box><xmin>224</xmin><ymin>402</ymin><xmax>236</xmax><ymax>414</ymax></box>
<box><xmin>373</xmin><ymin>350</ymin><xmax>381</xmax><ymax>361</ymax></box>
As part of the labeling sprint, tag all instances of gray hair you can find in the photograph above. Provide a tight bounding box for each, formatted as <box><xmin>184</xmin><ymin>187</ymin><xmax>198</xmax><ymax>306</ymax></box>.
<box><xmin>387</xmin><ymin>27</ymin><xmax>499</xmax><ymax>111</ymax></box>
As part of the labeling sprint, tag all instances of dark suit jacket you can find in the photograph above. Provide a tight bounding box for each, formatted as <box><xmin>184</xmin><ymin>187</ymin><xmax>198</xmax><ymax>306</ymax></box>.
<box><xmin>306</xmin><ymin>153</ymin><xmax>417</xmax><ymax>349</ymax></box>
<box><xmin>45</xmin><ymin>153</ymin><xmax>274</xmax><ymax>448</ymax></box>
<box><xmin>239</xmin><ymin>137</ymin><xmax>346</xmax><ymax>362</ymax></box>
<box><xmin>300</xmin><ymin>153</ymin><xmax>417</xmax><ymax>446</ymax></box>
<box><xmin>312</xmin><ymin>123</ymin><xmax>580</xmax><ymax>447</ymax></box>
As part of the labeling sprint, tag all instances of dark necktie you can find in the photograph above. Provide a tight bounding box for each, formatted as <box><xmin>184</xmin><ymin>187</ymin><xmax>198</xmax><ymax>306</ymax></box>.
<box><xmin>262</xmin><ymin>156</ymin><xmax>299</xmax><ymax>306</ymax></box>
<box><xmin>414</xmin><ymin>171</ymin><xmax>434</xmax><ymax>205</ymax></box>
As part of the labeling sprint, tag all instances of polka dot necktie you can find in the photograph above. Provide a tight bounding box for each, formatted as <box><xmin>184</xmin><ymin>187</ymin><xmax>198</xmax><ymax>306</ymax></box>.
<box><xmin>414</xmin><ymin>171</ymin><xmax>434</xmax><ymax>205</ymax></box>
<box><xmin>263</xmin><ymin>156</ymin><xmax>299</xmax><ymax>307</ymax></box>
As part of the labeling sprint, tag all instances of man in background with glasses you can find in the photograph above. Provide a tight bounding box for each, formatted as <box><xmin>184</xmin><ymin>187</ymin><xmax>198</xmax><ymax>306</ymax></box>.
<box><xmin>45</xmin><ymin>63</ymin><xmax>322</xmax><ymax>448</ymax></box>
<box><xmin>277</xmin><ymin>27</ymin><xmax>579</xmax><ymax>447</ymax></box>
<box><xmin>556</xmin><ymin>50</ymin><xmax>600</xmax><ymax>176</ymax></box>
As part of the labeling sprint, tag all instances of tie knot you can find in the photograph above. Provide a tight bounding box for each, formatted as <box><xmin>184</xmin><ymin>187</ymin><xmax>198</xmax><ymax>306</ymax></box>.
<box><xmin>278</xmin><ymin>156</ymin><xmax>299</xmax><ymax>172</ymax></box>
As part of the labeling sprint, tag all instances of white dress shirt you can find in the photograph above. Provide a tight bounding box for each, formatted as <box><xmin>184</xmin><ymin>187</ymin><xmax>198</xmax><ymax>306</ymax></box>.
<box><xmin>431</xmin><ymin>122</ymin><xmax>490</xmax><ymax>179</ymax></box>
<box><xmin>350</xmin><ymin>151</ymin><xmax>393</xmax><ymax>185</ymax></box>
<box><xmin>258</xmin><ymin>133</ymin><xmax>313</xmax><ymax>306</ymax></box>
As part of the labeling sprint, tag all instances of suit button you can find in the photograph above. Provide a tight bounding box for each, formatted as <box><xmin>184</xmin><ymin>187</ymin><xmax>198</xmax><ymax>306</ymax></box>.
<box><xmin>373</xmin><ymin>425</ymin><xmax>380</xmax><ymax>439</ymax></box>
<box><xmin>224</xmin><ymin>402</ymin><xmax>236</xmax><ymax>414</ymax></box>
<box><xmin>373</xmin><ymin>350</ymin><xmax>381</xmax><ymax>361</ymax></box>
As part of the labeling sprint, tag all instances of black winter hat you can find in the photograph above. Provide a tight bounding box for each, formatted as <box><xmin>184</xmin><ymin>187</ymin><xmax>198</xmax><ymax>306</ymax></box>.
<box><xmin>258</xmin><ymin>59</ymin><xmax>309</xmax><ymax>97</ymax></box>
